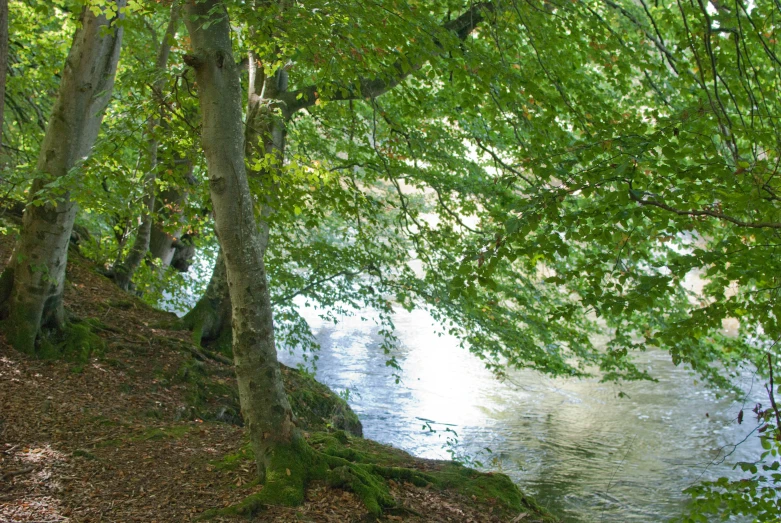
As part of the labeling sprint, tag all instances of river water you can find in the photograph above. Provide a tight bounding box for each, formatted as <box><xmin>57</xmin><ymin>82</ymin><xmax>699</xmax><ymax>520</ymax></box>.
<box><xmin>278</xmin><ymin>306</ymin><xmax>767</xmax><ymax>522</ymax></box>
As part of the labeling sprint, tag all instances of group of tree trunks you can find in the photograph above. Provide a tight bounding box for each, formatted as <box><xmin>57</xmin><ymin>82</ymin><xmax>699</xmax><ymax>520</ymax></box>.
<box><xmin>0</xmin><ymin>0</ymin><xmax>492</xmax><ymax>505</ymax></box>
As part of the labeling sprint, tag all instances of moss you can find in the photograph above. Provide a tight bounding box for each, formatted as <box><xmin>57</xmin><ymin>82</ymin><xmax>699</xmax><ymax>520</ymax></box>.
<box><xmin>283</xmin><ymin>366</ymin><xmax>363</xmax><ymax>436</ymax></box>
<box><xmin>210</xmin><ymin>327</ymin><xmax>233</xmax><ymax>358</ymax></box>
<box><xmin>260</xmin><ymin>435</ymin><xmax>323</xmax><ymax>507</ymax></box>
<box><xmin>325</xmin><ymin>463</ymin><xmax>394</xmax><ymax>515</ymax></box>
<box><xmin>206</xmin><ymin>434</ymin><xmax>397</xmax><ymax>519</ymax></box>
<box><xmin>135</xmin><ymin>424</ymin><xmax>193</xmax><ymax>441</ymax></box>
<box><xmin>367</xmin><ymin>464</ymin><xmax>434</xmax><ymax>488</ymax></box>
<box><xmin>169</xmin><ymin>358</ymin><xmax>362</xmax><ymax>432</ymax></box>
<box><xmin>0</xmin><ymin>302</ymin><xmax>39</xmax><ymax>356</ymax></box>
<box><xmin>310</xmin><ymin>432</ymin><xmax>411</xmax><ymax>468</ymax></box>
<box><xmin>72</xmin><ymin>449</ymin><xmax>98</xmax><ymax>460</ymax></box>
<box><xmin>429</xmin><ymin>463</ymin><xmax>557</xmax><ymax>521</ymax></box>
<box><xmin>37</xmin><ymin>320</ymin><xmax>105</xmax><ymax>363</ymax></box>
<box><xmin>173</xmin><ymin>358</ymin><xmax>208</xmax><ymax>384</ymax></box>
<box><xmin>214</xmin><ymin>444</ymin><xmax>253</xmax><ymax>471</ymax></box>
<box><xmin>148</xmin><ymin>314</ymin><xmax>188</xmax><ymax>331</ymax></box>
<box><xmin>170</xmin><ymin>358</ymin><xmax>242</xmax><ymax>424</ymax></box>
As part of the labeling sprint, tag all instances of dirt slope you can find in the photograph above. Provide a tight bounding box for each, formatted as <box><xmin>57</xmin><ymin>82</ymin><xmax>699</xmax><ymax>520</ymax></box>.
<box><xmin>0</xmin><ymin>232</ymin><xmax>555</xmax><ymax>522</ymax></box>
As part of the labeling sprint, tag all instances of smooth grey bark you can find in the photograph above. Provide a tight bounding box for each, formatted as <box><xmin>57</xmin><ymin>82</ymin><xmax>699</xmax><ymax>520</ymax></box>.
<box><xmin>0</xmin><ymin>2</ymin><xmax>125</xmax><ymax>352</ymax></box>
<box><xmin>183</xmin><ymin>0</ymin><xmax>297</xmax><ymax>480</ymax></box>
<box><xmin>149</xmin><ymin>219</ymin><xmax>181</xmax><ymax>268</ymax></box>
<box><xmin>150</xmin><ymin>185</ymin><xmax>185</xmax><ymax>267</ymax></box>
<box><xmin>0</xmin><ymin>0</ymin><xmax>7</xmax><ymax>153</ymax></box>
<box><xmin>114</xmin><ymin>6</ymin><xmax>180</xmax><ymax>290</ymax></box>
<box><xmin>186</xmin><ymin>50</ymin><xmax>289</xmax><ymax>346</ymax></box>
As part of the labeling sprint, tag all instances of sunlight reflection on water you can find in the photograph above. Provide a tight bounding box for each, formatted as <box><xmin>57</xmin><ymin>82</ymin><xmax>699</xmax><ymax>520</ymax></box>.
<box><xmin>279</xmin><ymin>305</ymin><xmax>765</xmax><ymax>523</ymax></box>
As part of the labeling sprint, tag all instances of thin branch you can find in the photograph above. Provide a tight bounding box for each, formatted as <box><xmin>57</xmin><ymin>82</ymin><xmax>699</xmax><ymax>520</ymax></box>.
<box><xmin>273</xmin><ymin>267</ymin><xmax>369</xmax><ymax>304</ymax></box>
<box><xmin>629</xmin><ymin>184</ymin><xmax>781</xmax><ymax>229</ymax></box>
<box><xmin>767</xmin><ymin>353</ymin><xmax>781</xmax><ymax>439</ymax></box>
<box><xmin>278</xmin><ymin>2</ymin><xmax>495</xmax><ymax>115</ymax></box>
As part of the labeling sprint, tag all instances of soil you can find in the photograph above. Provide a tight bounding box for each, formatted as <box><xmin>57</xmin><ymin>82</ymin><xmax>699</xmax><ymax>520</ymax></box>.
<box><xmin>0</xmin><ymin>231</ymin><xmax>555</xmax><ymax>522</ymax></box>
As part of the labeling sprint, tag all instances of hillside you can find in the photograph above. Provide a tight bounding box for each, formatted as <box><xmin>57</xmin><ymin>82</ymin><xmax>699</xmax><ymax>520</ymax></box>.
<box><xmin>0</xmin><ymin>231</ymin><xmax>555</xmax><ymax>522</ymax></box>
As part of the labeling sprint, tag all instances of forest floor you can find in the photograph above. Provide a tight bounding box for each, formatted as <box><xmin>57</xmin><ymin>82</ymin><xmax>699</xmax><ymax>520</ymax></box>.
<box><xmin>0</xmin><ymin>231</ymin><xmax>557</xmax><ymax>523</ymax></box>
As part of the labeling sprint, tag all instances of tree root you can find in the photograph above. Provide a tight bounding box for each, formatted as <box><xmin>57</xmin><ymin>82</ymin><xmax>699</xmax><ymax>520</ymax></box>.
<box><xmin>198</xmin><ymin>436</ymin><xmax>435</xmax><ymax>520</ymax></box>
<box><xmin>1</xmin><ymin>466</ymin><xmax>34</xmax><ymax>481</ymax></box>
<box><xmin>321</xmin><ymin>453</ymin><xmax>396</xmax><ymax>515</ymax></box>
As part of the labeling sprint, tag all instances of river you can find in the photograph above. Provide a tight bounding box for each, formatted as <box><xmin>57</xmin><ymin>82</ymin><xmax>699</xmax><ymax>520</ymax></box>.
<box><xmin>278</xmin><ymin>306</ymin><xmax>767</xmax><ymax>522</ymax></box>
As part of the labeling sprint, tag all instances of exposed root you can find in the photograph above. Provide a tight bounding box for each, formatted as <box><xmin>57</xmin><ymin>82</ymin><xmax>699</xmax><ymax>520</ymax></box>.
<box><xmin>200</xmin><ymin>434</ymin><xmax>430</xmax><ymax>519</ymax></box>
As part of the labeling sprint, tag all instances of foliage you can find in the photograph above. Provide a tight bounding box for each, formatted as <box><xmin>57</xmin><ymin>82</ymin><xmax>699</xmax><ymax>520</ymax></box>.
<box><xmin>681</xmin><ymin>425</ymin><xmax>780</xmax><ymax>522</ymax></box>
<box><xmin>2</xmin><ymin>0</ymin><xmax>73</xmax><ymax>182</ymax></box>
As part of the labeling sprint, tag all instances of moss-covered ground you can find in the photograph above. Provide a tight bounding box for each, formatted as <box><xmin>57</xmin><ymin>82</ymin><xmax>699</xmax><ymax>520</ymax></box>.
<box><xmin>0</xmin><ymin>228</ymin><xmax>557</xmax><ymax>522</ymax></box>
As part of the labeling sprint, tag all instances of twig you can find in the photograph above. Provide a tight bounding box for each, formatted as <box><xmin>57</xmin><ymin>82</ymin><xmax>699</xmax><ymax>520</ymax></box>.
<box><xmin>766</xmin><ymin>354</ymin><xmax>781</xmax><ymax>439</ymax></box>
<box><xmin>600</xmin><ymin>434</ymin><xmax>636</xmax><ymax>522</ymax></box>
<box><xmin>1</xmin><ymin>466</ymin><xmax>34</xmax><ymax>481</ymax></box>
<box><xmin>629</xmin><ymin>183</ymin><xmax>781</xmax><ymax>229</ymax></box>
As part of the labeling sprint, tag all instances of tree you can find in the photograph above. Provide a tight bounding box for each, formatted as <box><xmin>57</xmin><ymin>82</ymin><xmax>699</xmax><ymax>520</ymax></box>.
<box><xmin>181</xmin><ymin>0</ymin><xmax>512</xmax><ymax>508</ymax></box>
<box><xmin>113</xmin><ymin>3</ymin><xmax>180</xmax><ymax>291</ymax></box>
<box><xmin>0</xmin><ymin>0</ymin><xmax>126</xmax><ymax>352</ymax></box>
<box><xmin>183</xmin><ymin>0</ymin><xmax>502</xmax><ymax>353</ymax></box>
<box><xmin>0</xmin><ymin>0</ymin><xmax>8</xmax><ymax>153</ymax></box>
<box><xmin>4</xmin><ymin>0</ymin><xmax>779</xmax><ymax>517</ymax></box>
<box><xmin>183</xmin><ymin>0</ymin><xmax>301</xmax><ymax>490</ymax></box>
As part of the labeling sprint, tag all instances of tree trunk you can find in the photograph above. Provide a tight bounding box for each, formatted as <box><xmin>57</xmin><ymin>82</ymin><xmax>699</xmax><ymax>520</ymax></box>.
<box><xmin>183</xmin><ymin>0</ymin><xmax>300</xmax><ymax>487</ymax></box>
<box><xmin>186</xmin><ymin>48</ymin><xmax>289</xmax><ymax>346</ymax></box>
<box><xmin>182</xmin><ymin>248</ymin><xmax>231</xmax><ymax>349</ymax></box>
<box><xmin>150</xmin><ymin>186</ymin><xmax>185</xmax><ymax>268</ymax></box>
<box><xmin>0</xmin><ymin>0</ymin><xmax>8</xmax><ymax>153</ymax></box>
<box><xmin>0</xmin><ymin>2</ymin><xmax>125</xmax><ymax>352</ymax></box>
<box><xmin>148</xmin><ymin>157</ymin><xmax>196</xmax><ymax>270</ymax></box>
<box><xmin>114</xmin><ymin>6</ymin><xmax>179</xmax><ymax>290</ymax></box>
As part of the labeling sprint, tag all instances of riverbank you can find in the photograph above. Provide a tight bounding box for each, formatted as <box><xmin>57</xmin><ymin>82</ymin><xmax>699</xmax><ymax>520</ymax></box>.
<box><xmin>0</xmin><ymin>232</ymin><xmax>556</xmax><ymax>522</ymax></box>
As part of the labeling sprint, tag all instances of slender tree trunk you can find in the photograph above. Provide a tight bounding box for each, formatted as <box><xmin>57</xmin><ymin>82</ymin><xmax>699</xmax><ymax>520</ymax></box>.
<box><xmin>114</xmin><ymin>6</ymin><xmax>179</xmax><ymax>290</ymax></box>
<box><xmin>149</xmin><ymin>154</ymin><xmax>196</xmax><ymax>274</ymax></box>
<box><xmin>0</xmin><ymin>0</ymin><xmax>8</xmax><ymax>153</ymax></box>
<box><xmin>184</xmin><ymin>0</ymin><xmax>299</xmax><ymax>483</ymax></box>
<box><xmin>182</xmin><ymin>248</ymin><xmax>231</xmax><ymax>347</ymax></box>
<box><xmin>149</xmin><ymin>163</ymin><xmax>193</xmax><ymax>270</ymax></box>
<box><xmin>149</xmin><ymin>214</ymin><xmax>182</xmax><ymax>268</ymax></box>
<box><xmin>0</xmin><ymin>2</ymin><xmax>125</xmax><ymax>352</ymax></box>
<box><xmin>186</xmin><ymin>48</ymin><xmax>289</xmax><ymax>346</ymax></box>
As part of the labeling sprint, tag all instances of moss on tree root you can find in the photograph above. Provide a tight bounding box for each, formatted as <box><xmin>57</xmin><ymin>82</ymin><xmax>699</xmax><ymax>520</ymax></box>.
<box><xmin>201</xmin><ymin>434</ymin><xmax>396</xmax><ymax>519</ymax></box>
<box><xmin>204</xmin><ymin>430</ymin><xmax>557</xmax><ymax>521</ymax></box>
<box><xmin>1</xmin><ymin>316</ymin><xmax>107</xmax><ymax>362</ymax></box>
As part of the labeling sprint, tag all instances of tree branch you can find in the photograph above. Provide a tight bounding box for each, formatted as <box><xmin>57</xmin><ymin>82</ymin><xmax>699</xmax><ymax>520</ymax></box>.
<box><xmin>273</xmin><ymin>266</ymin><xmax>369</xmax><ymax>304</ymax></box>
<box><xmin>628</xmin><ymin>185</ymin><xmax>781</xmax><ymax>229</ymax></box>
<box><xmin>766</xmin><ymin>354</ymin><xmax>781</xmax><ymax>439</ymax></box>
<box><xmin>278</xmin><ymin>2</ymin><xmax>495</xmax><ymax>116</ymax></box>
